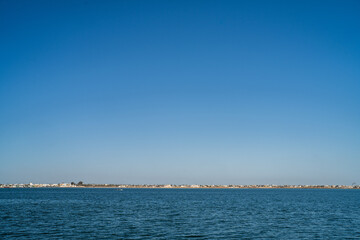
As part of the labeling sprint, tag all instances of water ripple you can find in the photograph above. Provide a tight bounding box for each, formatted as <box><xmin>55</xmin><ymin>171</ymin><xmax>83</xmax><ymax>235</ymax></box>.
<box><xmin>1</xmin><ymin>188</ymin><xmax>360</xmax><ymax>239</ymax></box>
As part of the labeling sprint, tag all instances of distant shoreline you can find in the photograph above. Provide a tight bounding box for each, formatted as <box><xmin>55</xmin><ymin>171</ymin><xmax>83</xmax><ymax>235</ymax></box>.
<box><xmin>1</xmin><ymin>184</ymin><xmax>359</xmax><ymax>189</ymax></box>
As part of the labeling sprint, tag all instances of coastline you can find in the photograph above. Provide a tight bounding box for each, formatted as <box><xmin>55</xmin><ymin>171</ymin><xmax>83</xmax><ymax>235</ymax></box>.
<box><xmin>1</xmin><ymin>184</ymin><xmax>359</xmax><ymax>189</ymax></box>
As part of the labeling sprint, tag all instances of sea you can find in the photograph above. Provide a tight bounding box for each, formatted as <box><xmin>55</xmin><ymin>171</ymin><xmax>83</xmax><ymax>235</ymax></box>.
<box><xmin>1</xmin><ymin>188</ymin><xmax>360</xmax><ymax>239</ymax></box>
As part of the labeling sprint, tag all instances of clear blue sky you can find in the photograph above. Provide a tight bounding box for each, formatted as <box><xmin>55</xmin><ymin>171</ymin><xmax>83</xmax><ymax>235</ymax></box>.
<box><xmin>1</xmin><ymin>0</ymin><xmax>359</xmax><ymax>185</ymax></box>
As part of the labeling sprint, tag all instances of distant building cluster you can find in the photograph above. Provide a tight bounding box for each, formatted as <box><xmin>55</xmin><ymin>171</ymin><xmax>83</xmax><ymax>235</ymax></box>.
<box><xmin>1</xmin><ymin>183</ymin><xmax>360</xmax><ymax>189</ymax></box>
<box><xmin>0</xmin><ymin>182</ymin><xmax>77</xmax><ymax>188</ymax></box>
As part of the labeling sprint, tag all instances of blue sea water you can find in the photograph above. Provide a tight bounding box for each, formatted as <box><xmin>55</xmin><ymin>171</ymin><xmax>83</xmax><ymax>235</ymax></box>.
<box><xmin>0</xmin><ymin>188</ymin><xmax>360</xmax><ymax>239</ymax></box>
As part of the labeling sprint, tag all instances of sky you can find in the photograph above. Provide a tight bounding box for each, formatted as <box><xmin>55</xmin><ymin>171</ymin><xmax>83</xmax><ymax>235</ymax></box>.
<box><xmin>0</xmin><ymin>0</ymin><xmax>359</xmax><ymax>185</ymax></box>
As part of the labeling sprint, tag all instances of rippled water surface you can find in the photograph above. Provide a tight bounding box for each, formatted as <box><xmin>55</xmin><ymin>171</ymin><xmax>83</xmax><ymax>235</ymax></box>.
<box><xmin>1</xmin><ymin>188</ymin><xmax>360</xmax><ymax>239</ymax></box>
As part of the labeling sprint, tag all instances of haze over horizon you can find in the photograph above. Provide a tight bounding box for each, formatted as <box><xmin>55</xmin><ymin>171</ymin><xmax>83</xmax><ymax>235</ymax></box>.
<box><xmin>1</xmin><ymin>0</ymin><xmax>359</xmax><ymax>185</ymax></box>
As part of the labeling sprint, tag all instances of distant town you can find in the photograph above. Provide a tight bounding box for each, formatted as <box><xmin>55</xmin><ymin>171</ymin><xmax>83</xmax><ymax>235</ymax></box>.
<box><xmin>1</xmin><ymin>182</ymin><xmax>359</xmax><ymax>189</ymax></box>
